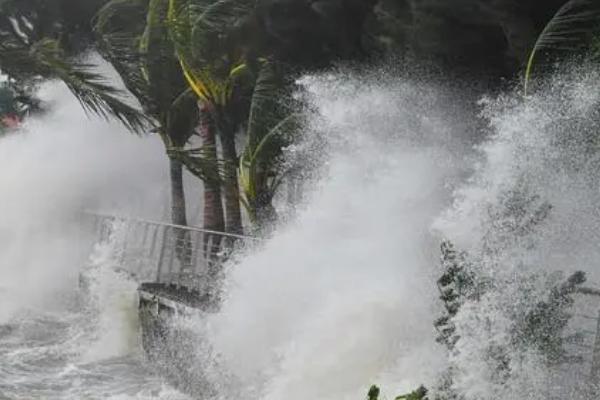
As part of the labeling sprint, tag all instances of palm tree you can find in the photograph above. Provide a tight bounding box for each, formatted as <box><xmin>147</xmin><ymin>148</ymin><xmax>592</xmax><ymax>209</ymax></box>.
<box><xmin>524</xmin><ymin>0</ymin><xmax>600</xmax><ymax>94</ymax></box>
<box><xmin>167</xmin><ymin>0</ymin><xmax>251</xmax><ymax>235</ymax></box>
<box><xmin>194</xmin><ymin>101</ymin><xmax>225</xmax><ymax>233</ymax></box>
<box><xmin>95</xmin><ymin>0</ymin><xmax>199</xmax><ymax>229</ymax></box>
<box><xmin>167</xmin><ymin>0</ymin><xmax>382</xmax><ymax>233</ymax></box>
<box><xmin>170</xmin><ymin>0</ymin><xmax>357</xmax><ymax>233</ymax></box>
<box><xmin>0</xmin><ymin>0</ymin><xmax>148</xmax><ymax>133</ymax></box>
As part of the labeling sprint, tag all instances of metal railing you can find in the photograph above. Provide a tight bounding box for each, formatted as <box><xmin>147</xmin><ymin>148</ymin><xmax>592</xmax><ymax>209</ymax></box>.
<box><xmin>85</xmin><ymin>211</ymin><xmax>259</xmax><ymax>292</ymax></box>
<box><xmin>84</xmin><ymin>211</ymin><xmax>600</xmax><ymax>391</ymax></box>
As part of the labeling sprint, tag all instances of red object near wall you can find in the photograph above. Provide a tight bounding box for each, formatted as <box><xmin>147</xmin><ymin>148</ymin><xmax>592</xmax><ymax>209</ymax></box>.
<box><xmin>1</xmin><ymin>114</ymin><xmax>21</xmax><ymax>128</ymax></box>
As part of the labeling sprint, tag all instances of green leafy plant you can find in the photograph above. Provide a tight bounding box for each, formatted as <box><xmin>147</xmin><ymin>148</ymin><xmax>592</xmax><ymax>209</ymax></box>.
<box><xmin>367</xmin><ymin>385</ymin><xmax>380</xmax><ymax>400</ymax></box>
<box><xmin>434</xmin><ymin>240</ymin><xmax>478</xmax><ymax>350</ymax></box>
<box><xmin>366</xmin><ymin>384</ymin><xmax>428</xmax><ymax>400</ymax></box>
<box><xmin>433</xmin><ymin>186</ymin><xmax>587</xmax><ymax>395</ymax></box>
<box><xmin>396</xmin><ymin>386</ymin><xmax>428</xmax><ymax>400</ymax></box>
<box><xmin>513</xmin><ymin>270</ymin><xmax>587</xmax><ymax>365</ymax></box>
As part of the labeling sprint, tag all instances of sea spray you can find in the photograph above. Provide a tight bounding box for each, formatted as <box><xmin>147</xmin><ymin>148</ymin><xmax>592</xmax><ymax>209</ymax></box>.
<box><xmin>0</xmin><ymin>80</ymin><xmax>168</xmax><ymax>324</ymax></box>
<box><xmin>434</xmin><ymin>64</ymin><xmax>600</xmax><ymax>400</ymax></box>
<box><xmin>3</xmin><ymin>62</ymin><xmax>600</xmax><ymax>400</ymax></box>
<box><xmin>80</xmin><ymin>219</ymin><xmax>140</xmax><ymax>362</ymax></box>
<box><xmin>0</xmin><ymin>78</ymin><xmax>189</xmax><ymax>399</ymax></box>
<box><xmin>175</xmin><ymin>71</ymin><xmax>477</xmax><ymax>400</ymax></box>
<box><xmin>0</xmin><ymin>216</ymin><xmax>191</xmax><ymax>399</ymax></box>
<box><xmin>168</xmin><ymin>66</ymin><xmax>600</xmax><ymax>400</ymax></box>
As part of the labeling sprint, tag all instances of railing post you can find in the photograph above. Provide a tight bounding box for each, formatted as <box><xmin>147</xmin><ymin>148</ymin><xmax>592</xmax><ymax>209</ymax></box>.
<box><xmin>590</xmin><ymin>309</ymin><xmax>600</xmax><ymax>391</ymax></box>
<box><xmin>166</xmin><ymin>227</ymin><xmax>176</xmax><ymax>286</ymax></box>
<box><xmin>155</xmin><ymin>226</ymin><xmax>168</xmax><ymax>283</ymax></box>
<box><xmin>149</xmin><ymin>224</ymin><xmax>159</xmax><ymax>258</ymax></box>
<box><xmin>118</xmin><ymin>219</ymin><xmax>129</xmax><ymax>266</ymax></box>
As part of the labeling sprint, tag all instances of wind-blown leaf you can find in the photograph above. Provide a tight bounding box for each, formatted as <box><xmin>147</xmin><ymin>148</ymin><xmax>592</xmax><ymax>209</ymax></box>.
<box><xmin>238</xmin><ymin>60</ymin><xmax>298</xmax><ymax>220</ymax></box>
<box><xmin>246</xmin><ymin>60</ymin><xmax>281</xmax><ymax>147</ymax></box>
<box><xmin>525</xmin><ymin>0</ymin><xmax>600</xmax><ymax>93</ymax></box>
<box><xmin>140</xmin><ymin>0</ymin><xmax>187</xmax><ymax>114</ymax></box>
<box><xmin>168</xmin><ymin>144</ymin><xmax>227</xmax><ymax>183</ymax></box>
<box><xmin>94</xmin><ymin>0</ymin><xmax>150</xmax><ymax>105</ymax></box>
<box><xmin>51</xmin><ymin>60</ymin><xmax>149</xmax><ymax>134</ymax></box>
<box><xmin>0</xmin><ymin>0</ymin><xmax>150</xmax><ymax>133</ymax></box>
<box><xmin>166</xmin><ymin>87</ymin><xmax>197</xmax><ymax>146</ymax></box>
<box><xmin>0</xmin><ymin>36</ymin><xmax>149</xmax><ymax>133</ymax></box>
<box><xmin>166</xmin><ymin>0</ymin><xmax>249</xmax><ymax>104</ymax></box>
<box><xmin>95</xmin><ymin>0</ymin><xmax>196</xmax><ymax>138</ymax></box>
<box><xmin>239</xmin><ymin>113</ymin><xmax>297</xmax><ymax>203</ymax></box>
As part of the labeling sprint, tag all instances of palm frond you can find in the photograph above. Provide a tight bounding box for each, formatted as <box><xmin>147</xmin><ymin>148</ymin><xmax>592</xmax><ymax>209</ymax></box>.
<box><xmin>247</xmin><ymin>60</ymin><xmax>282</xmax><ymax>147</ymax></box>
<box><xmin>166</xmin><ymin>87</ymin><xmax>197</xmax><ymax>146</ymax></box>
<box><xmin>238</xmin><ymin>60</ymin><xmax>295</xmax><ymax>215</ymax></box>
<box><xmin>167</xmin><ymin>144</ymin><xmax>227</xmax><ymax>184</ymax></box>
<box><xmin>0</xmin><ymin>0</ymin><xmax>149</xmax><ymax>132</ymax></box>
<box><xmin>525</xmin><ymin>0</ymin><xmax>600</xmax><ymax>93</ymax></box>
<box><xmin>239</xmin><ymin>113</ymin><xmax>298</xmax><ymax>200</ymax></box>
<box><xmin>0</xmin><ymin>36</ymin><xmax>149</xmax><ymax>133</ymax></box>
<box><xmin>189</xmin><ymin>0</ymin><xmax>251</xmax><ymax>53</ymax></box>
<box><xmin>95</xmin><ymin>0</ymin><xmax>144</xmax><ymax>34</ymax></box>
<box><xmin>251</xmin><ymin>114</ymin><xmax>298</xmax><ymax>162</ymax></box>
<box><xmin>166</xmin><ymin>0</ymin><xmax>250</xmax><ymax>104</ymax></box>
<box><xmin>94</xmin><ymin>0</ymin><xmax>150</xmax><ymax>106</ymax></box>
<box><xmin>139</xmin><ymin>0</ymin><xmax>193</xmax><ymax>119</ymax></box>
<box><xmin>95</xmin><ymin>0</ymin><xmax>191</xmax><ymax>131</ymax></box>
<box><xmin>51</xmin><ymin>68</ymin><xmax>148</xmax><ymax>133</ymax></box>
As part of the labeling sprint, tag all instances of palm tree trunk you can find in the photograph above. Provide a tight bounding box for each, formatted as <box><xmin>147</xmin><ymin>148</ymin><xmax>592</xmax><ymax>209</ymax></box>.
<box><xmin>169</xmin><ymin>157</ymin><xmax>188</xmax><ymax>226</ymax></box>
<box><xmin>169</xmin><ymin>155</ymin><xmax>193</xmax><ymax>269</ymax></box>
<box><xmin>198</xmin><ymin>101</ymin><xmax>225</xmax><ymax>233</ymax></box>
<box><xmin>198</xmin><ymin>102</ymin><xmax>226</xmax><ymax>287</ymax></box>
<box><xmin>220</xmin><ymin>128</ymin><xmax>243</xmax><ymax>235</ymax></box>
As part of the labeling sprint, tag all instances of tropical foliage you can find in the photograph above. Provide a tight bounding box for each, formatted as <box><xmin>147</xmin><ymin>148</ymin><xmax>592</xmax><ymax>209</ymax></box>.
<box><xmin>4</xmin><ymin>1</ymin><xmax>600</xmax><ymax>399</ymax></box>
<box><xmin>166</xmin><ymin>0</ymin><xmax>251</xmax><ymax>234</ymax></box>
<box><xmin>0</xmin><ymin>0</ymin><xmax>148</xmax><ymax>132</ymax></box>
<box><xmin>524</xmin><ymin>0</ymin><xmax>600</xmax><ymax>93</ymax></box>
<box><xmin>367</xmin><ymin>384</ymin><xmax>428</xmax><ymax>400</ymax></box>
<box><xmin>95</xmin><ymin>0</ymin><xmax>197</xmax><ymax>228</ymax></box>
<box><xmin>4</xmin><ymin>0</ymin><xmax>597</xmax><ymax>251</ymax></box>
<box><xmin>7</xmin><ymin>0</ymin><xmax>597</xmax><ymax>238</ymax></box>
<box><xmin>96</xmin><ymin>0</ymin><xmax>284</xmax><ymax>233</ymax></box>
<box><xmin>0</xmin><ymin>0</ymin><xmax>382</xmax><ymax>235</ymax></box>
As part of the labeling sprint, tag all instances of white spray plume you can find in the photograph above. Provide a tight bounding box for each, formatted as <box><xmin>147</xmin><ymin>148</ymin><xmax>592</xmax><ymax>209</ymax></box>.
<box><xmin>0</xmin><ymin>79</ymin><xmax>167</xmax><ymax>322</ymax></box>
<box><xmin>182</xmin><ymin>72</ymin><xmax>476</xmax><ymax>400</ymax></box>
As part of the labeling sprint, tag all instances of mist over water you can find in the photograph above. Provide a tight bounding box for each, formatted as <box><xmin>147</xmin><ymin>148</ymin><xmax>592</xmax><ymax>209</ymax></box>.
<box><xmin>0</xmin><ymin>81</ymin><xmax>168</xmax><ymax>322</ymax></box>
<box><xmin>3</xmin><ymin>64</ymin><xmax>600</xmax><ymax>400</ymax></box>
<box><xmin>0</xmin><ymin>81</ymin><xmax>191</xmax><ymax>399</ymax></box>
<box><xmin>435</xmin><ymin>65</ymin><xmax>600</xmax><ymax>400</ymax></box>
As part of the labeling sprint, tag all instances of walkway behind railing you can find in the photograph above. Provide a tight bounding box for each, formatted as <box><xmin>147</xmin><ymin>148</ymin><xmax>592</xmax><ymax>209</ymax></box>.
<box><xmin>85</xmin><ymin>212</ymin><xmax>259</xmax><ymax>292</ymax></box>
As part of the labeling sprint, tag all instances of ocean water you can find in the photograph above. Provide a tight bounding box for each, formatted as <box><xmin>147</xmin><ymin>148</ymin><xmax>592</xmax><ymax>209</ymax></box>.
<box><xmin>3</xmin><ymin>65</ymin><xmax>600</xmax><ymax>400</ymax></box>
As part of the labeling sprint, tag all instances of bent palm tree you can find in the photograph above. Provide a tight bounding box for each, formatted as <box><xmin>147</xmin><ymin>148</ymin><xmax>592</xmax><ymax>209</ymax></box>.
<box><xmin>167</xmin><ymin>0</ymin><xmax>252</xmax><ymax>235</ymax></box>
<box><xmin>95</xmin><ymin>0</ymin><xmax>200</xmax><ymax>231</ymax></box>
